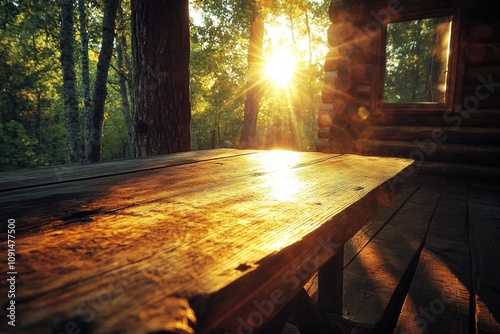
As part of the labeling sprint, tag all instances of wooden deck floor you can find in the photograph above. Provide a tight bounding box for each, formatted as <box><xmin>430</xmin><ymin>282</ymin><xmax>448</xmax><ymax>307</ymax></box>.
<box><xmin>303</xmin><ymin>174</ymin><xmax>500</xmax><ymax>334</ymax></box>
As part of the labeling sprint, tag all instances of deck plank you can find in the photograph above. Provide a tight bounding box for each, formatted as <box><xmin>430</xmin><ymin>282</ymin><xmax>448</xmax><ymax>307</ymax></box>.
<box><xmin>344</xmin><ymin>175</ymin><xmax>427</xmax><ymax>269</ymax></box>
<box><xmin>304</xmin><ymin>174</ymin><xmax>427</xmax><ymax>302</ymax></box>
<box><xmin>341</xmin><ymin>176</ymin><xmax>447</xmax><ymax>330</ymax></box>
<box><xmin>0</xmin><ymin>152</ymin><xmax>414</xmax><ymax>334</ymax></box>
<box><xmin>395</xmin><ymin>179</ymin><xmax>472</xmax><ymax>334</ymax></box>
<box><xmin>468</xmin><ymin>182</ymin><xmax>500</xmax><ymax>334</ymax></box>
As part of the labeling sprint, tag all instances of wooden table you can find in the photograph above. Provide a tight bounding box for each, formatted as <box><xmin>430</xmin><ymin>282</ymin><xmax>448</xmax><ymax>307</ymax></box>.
<box><xmin>0</xmin><ymin>149</ymin><xmax>414</xmax><ymax>334</ymax></box>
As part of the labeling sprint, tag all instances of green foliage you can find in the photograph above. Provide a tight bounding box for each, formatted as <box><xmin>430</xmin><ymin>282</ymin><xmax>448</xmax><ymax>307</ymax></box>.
<box><xmin>100</xmin><ymin>81</ymin><xmax>129</xmax><ymax>160</ymax></box>
<box><xmin>190</xmin><ymin>0</ymin><xmax>249</xmax><ymax>149</ymax></box>
<box><xmin>384</xmin><ymin>17</ymin><xmax>451</xmax><ymax>103</ymax></box>
<box><xmin>0</xmin><ymin>0</ymin><xmax>67</xmax><ymax>171</ymax></box>
<box><xmin>258</xmin><ymin>0</ymin><xmax>329</xmax><ymax>150</ymax></box>
<box><xmin>190</xmin><ymin>0</ymin><xmax>329</xmax><ymax>151</ymax></box>
<box><xmin>1</xmin><ymin>0</ymin><xmax>331</xmax><ymax>171</ymax></box>
<box><xmin>0</xmin><ymin>120</ymin><xmax>39</xmax><ymax>171</ymax></box>
<box><xmin>0</xmin><ymin>0</ymin><xmax>131</xmax><ymax>170</ymax></box>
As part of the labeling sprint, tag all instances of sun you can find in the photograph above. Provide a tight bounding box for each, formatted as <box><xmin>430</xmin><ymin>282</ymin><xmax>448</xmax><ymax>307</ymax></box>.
<box><xmin>265</xmin><ymin>49</ymin><xmax>297</xmax><ymax>87</ymax></box>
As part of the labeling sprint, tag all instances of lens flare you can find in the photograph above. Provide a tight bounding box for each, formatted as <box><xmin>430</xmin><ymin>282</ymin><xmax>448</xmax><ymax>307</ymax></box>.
<box><xmin>265</xmin><ymin>49</ymin><xmax>297</xmax><ymax>87</ymax></box>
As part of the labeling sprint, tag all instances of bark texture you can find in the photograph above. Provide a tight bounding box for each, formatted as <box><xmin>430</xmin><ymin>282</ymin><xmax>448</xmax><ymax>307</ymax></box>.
<box><xmin>131</xmin><ymin>0</ymin><xmax>191</xmax><ymax>156</ymax></box>
<box><xmin>60</xmin><ymin>0</ymin><xmax>84</xmax><ymax>163</ymax></box>
<box><xmin>77</xmin><ymin>0</ymin><xmax>92</xmax><ymax>161</ymax></box>
<box><xmin>117</xmin><ymin>20</ymin><xmax>134</xmax><ymax>158</ymax></box>
<box><xmin>86</xmin><ymin>0</ymin><xmax>120</xmax><ymax>162</ymax></box>
<box><xmin>239</xmin><ymin>1</ymin><xmax>265</xmax><ymax>149</ymax></box>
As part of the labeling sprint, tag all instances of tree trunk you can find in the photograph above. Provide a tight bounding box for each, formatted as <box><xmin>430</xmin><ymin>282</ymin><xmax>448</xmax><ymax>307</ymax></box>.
<box><xmin>77</xmin><ymin>0</ymin><xmax>92</xmax><ymax>162</ymax></box>
<box><xmin>86</xmin><ymin>0</ymin><xmax>120</xmax><ymax>162</ymax></box>
<box><xmin>239</xmin><ymin>1</ymin><xmax>265</xmax><ymax>149</ymax></box>
<box><xmin>117</xmin><ymin>5</ymin><xmax>134</xmax><ymax>158</ymax></box>
<box><xmin>131</xmin><ymin>0</ymin><xmax>191</xmax><ymax>156</ymax></box>
<box><xmin>60</xmin><ymin>0</ymin><xmax>84</xmax><ymax>163</ymax></box>
<box><xmin>304</xmin><ymin>7</ymin><xmax>318</xmax><ymax>141</ymax></box>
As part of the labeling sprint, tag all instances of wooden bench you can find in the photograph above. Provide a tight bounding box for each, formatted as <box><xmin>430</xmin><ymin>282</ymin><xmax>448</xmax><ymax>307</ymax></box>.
<box><xmin>0</xmin><ymin>149</ymin><xmax>414</xmax><ymax>333</ymax></box>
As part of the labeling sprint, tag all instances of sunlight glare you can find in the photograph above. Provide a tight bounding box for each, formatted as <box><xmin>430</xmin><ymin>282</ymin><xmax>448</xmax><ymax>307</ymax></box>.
<box><xmin>265</xmin><ymin>49</ymin><xmax>297</xmax><ymax>87</ymax></box>
<box><xmin>252</xmin><ymin>150</ymin><xmax>305</xmax><ymax>202</ymax></box>
<box><xmin>267</xmin><ymin>232</ymin><xmax>293</xmax><ymax>252</ymax></box>
<box><xmin>252</xmin><ymin>150</ymin><xmax>300</xmax><ymax>170</ymax></box>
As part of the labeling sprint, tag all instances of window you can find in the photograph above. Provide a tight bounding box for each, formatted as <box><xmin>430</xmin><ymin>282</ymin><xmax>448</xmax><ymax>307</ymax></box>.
<box><xmin>384</xmin><ymin>17</ymin><xmax>452</xmax><ymax>103</ymax></box>
<box><xmin>376</xmin><ymin>10</ymin><xmax>459</xmax><ymax>110</ymax></box>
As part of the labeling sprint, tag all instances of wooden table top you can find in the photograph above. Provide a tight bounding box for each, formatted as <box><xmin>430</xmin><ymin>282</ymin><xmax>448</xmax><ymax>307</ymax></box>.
<box><xmin>0</xmin><ymin>149</ymin><xmax>414</xmax><ymax>334</ymax></box>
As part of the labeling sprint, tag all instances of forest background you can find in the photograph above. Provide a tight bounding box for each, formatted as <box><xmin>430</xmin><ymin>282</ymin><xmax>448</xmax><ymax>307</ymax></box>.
<box><xmin>0</xmin><ymin>0</ymin><xmax>330</xmax><ymax>171</ymax></box>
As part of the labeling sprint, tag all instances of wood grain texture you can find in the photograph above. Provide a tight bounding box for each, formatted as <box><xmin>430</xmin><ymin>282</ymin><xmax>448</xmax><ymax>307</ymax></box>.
<box><xmin>306</xmin><ymin>175</ymin><xmax>500</xmax><ymax>333</ymax></box>
<box><xmin>0</xmin><ymin>150</ymin><xmax>414</xmax><ymax>334</ymax></box>
<box><xmin>467</xmin><ymin>183</ymin><xmax>500</xmax><ymax>334</ymax></box>
<box><xmin>361</xmin><ymin>126</ymin><xmax>500</xmax><ymax>146</ymax></box>
<box><xmin>356</xmin><ymin>139</ymin><xmax>500</xmax><ymax>167</ymax></box>
<box><xmin>342</xmin><ymin>177</ymin><xmax>446</xmax><ymax>329</ymax></box>
<box><xmin>364</xmin><ymin>110</ymin><xmax>500</xmax><ymax>128</ymax></box>
<box><xmin>318</xmin><ymin>0</ymin><xmax>500</xmax><ymax>170</ymax></box>
<box><xmin>395</xmin><ymin>180</ymin><xmax>472</xmax><ymax>334</ymax></box>
<box><xmin>304</xmin><ymin>175</ymin><xmax>426</xmax><ymax>307</ymax></box>
<box><xmin>0</xmin><ymin>148</ymin><xmax>253</xmax><ymax>192</ymax></box>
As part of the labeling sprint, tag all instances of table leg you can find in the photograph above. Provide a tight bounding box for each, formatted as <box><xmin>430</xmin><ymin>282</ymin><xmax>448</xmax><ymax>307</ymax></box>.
<box><xmin>260</xmin><ymin>293</ymin><xmax>298</xmax><ymax>334</ymax></box>
<box><xmin>317</xmin><ymin>244</ymin><xmax>344</xmax><ymax>315</ymax></box>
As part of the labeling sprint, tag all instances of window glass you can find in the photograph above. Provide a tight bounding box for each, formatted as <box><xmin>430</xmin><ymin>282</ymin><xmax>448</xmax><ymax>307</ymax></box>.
<box><xmin>383</xmin><ymin>16</ymin><xmax>452</xmax><ymax>104</ymax></box>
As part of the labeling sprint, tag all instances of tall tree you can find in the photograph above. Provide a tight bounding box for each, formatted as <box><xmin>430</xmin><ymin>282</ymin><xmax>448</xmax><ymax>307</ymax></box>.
<box><xmin>86</xmin><ymin>0</ymin><xmax>120</xmax><ymax>162</ymax></box>
<box><xmin>60</xmin><ymin>0</ymin><xmax>84</xmax><ymax>163</ymax></box>
<box><xmin>131</xmin><ymin>0</ymin><xmax>191</xmax><ymax>156</ymax></box>
<box><xmin>239</xmin><ymin>0</ymin><xmax>265</xmax><ymax>149</ymax></box>
<box><xmin>77</xmin><ymin>0</ymin><xmax>92</xmax><ymax>161</ymax></box>
<box><xmin>116</xmin><ymin>4</ymin><xmax>134</xmax><ymax>157</ymax></box>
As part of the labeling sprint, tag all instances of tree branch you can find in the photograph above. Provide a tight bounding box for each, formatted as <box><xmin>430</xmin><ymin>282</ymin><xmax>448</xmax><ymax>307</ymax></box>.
<box><xmin>110</xmin><ymin>62</ymin><xmax>131</xmax><ymax>86</ymax></box>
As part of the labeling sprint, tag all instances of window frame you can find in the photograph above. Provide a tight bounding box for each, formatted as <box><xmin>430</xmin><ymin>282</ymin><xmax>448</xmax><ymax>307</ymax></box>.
<box><xmin>372</xmin><ymin>7</ymin><xmax>462</xmax><ymax>112</ymax></box>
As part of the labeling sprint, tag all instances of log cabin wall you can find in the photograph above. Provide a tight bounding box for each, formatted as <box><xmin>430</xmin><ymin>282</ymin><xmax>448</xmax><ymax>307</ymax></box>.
<box><xmin>317</xmin><ymin>0</ymin><xmax>500</xmax><ymax>173</ymax></box>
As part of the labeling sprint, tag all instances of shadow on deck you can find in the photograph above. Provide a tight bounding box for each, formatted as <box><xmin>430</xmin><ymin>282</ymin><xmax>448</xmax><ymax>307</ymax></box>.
<box><xmin>300</xmin><ymin>174</ymin><xmax>500</xmax><ymax>334</ymax></box>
